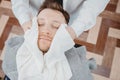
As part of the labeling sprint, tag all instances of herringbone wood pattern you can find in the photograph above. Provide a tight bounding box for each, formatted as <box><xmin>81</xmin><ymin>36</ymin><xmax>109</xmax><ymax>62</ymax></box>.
<box><xmin>0</xmin><ymin>0</ymin><xmax>120</xmax><ymax>80</ymax></box>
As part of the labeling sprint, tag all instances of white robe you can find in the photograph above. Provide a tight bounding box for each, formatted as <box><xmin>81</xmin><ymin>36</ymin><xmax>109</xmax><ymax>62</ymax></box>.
<box><xmin>16</xmin><ymin>17</ymin><xmax>75</xmax><ymax>80</ymax></box>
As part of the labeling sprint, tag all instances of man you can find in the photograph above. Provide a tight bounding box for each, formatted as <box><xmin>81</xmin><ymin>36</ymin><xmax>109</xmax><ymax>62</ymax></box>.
<box><xmin>2</xmin><ymin>1</ymin><xmax>96</xmax><ymax>80</ymax></box>
<box><xmin>37</xmin><ymin>1</ymin><xmax>71</xmax><ymax>53</ymax></box>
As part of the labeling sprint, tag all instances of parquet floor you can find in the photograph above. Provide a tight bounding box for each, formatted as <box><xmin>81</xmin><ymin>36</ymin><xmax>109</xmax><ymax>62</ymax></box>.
<box><xmin>0</xmin><ymin>0</ymin><xmax>120</xmax><ymax>80</ymax></box>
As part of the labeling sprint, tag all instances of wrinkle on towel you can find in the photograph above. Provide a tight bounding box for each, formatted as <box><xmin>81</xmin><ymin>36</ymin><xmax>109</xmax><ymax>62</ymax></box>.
<box><xmin>16</xmin><ymin>17</ymin><xmax>75</xmax><ymax>80</ymax></box>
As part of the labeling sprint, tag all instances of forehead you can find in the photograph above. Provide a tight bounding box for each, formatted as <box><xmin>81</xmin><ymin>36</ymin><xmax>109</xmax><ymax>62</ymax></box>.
<box><xmin>38</xmin><ymin>8</ymin><xmax>65</xmax><ymax>20</ymax></box>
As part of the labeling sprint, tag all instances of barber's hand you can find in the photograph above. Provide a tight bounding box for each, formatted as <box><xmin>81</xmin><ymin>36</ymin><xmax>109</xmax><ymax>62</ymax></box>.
<box><xmin>21</xmin><ymin>20</ymin><xmax>32</xmax><ymax>32</ymax></box>
<box><xmin>66</xmin><ymin>27</ymin><xmax>77</xmax><ymax>40</ymax></box>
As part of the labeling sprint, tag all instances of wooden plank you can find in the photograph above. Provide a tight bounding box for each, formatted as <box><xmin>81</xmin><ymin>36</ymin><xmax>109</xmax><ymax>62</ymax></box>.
<box><xmin>105</xmin><ymin>3</ymin><xmax>117</xmax><ymax>12</ymax></box>
<box><xmin>117</xmin><ymin>39</ymin><xmax>120</xmax><ymax>47</ymax></box>
<box><xmin>100</xmin><ymin>11</ymin><xmax>120</xmax><ymax>22</ymax></box>
<box><xmin>0</xmin><ymin>1</ymin><xmax>11</xmax><ymax>9</ymax></box>
<box><xmin>92</xmin><ymin>65</ymin><xmax>110</xmax><ymax>78</ymax></box>
<box><xmin>102</xmin><ymin>37</ymin><xmax>116</xmax><ymax>69</ymax></box>
<box><xmin>95</xmin><ymin>19</ymin><xmax>109</xmax><ymax>55</ymax></box>
<box><xmin>87</xmin><ymin>17</ymin><xmax>102</xmax><ymax>44</ymax></box>
<box><xmin>92</xmin><ymin>74</ymin><xmax>111</xmax><ymax>80</ymax></box>
<box><xmin>108</xmin><ymin>28</ymin><xmax>120</xmax><ymax>39</ymax></box>
<box><xmin>110</xmin><ymin>47</ymin><xmax>120</xmax><ymax>80</ymax></box>
<box><xmin>74</xmin><ymin>39</ymin><xmax>95</xmax><ymax>53</ymax></box>
<box><xmin>0</xmin><ymin>45</ymin><xmax>5</xmax><ymax>60</ymax></box>
<box><xmin>0</xmin><ymin>22</ymin><xmax>12</xmax><ymax>50</ymax></box>
<box><xmin>86</xmin><ymin>51</ymin><xmax>103</xmax><ymax>65</ymax></box>
<box><xmin>116</xmin><ymin>0</ymin><xmax>120</xmax><ymax>13</ymax></box>
<box><xmin>0</xmin><ymin>1</ymin><xmax>14</xmax><ymax>17</ymax></box>
<box><xmin>0</xmin><ymin>15</ymin><xmax>9</xmax><ymax>37</ymax></box>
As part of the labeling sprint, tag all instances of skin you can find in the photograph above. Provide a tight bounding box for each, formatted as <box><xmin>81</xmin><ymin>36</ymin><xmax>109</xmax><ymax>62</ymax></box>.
<box><xmin>37</xmin><ymin>8</ymin><xmax>66</xmax><ymax>53</ymax></box>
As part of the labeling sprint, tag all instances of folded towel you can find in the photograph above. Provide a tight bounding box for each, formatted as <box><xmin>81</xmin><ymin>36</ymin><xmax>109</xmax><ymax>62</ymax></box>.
<box><xmin>16</xmin><ymin>17</ymin><xmax>75</xmax><ymax>80</ymax></box>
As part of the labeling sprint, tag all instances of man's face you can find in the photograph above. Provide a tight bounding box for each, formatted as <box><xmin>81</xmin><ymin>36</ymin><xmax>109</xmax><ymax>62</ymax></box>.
<box><xmin>37</xmin><ymin>9</ymin><xmax>66</xmax><ymax>53</ymax></box>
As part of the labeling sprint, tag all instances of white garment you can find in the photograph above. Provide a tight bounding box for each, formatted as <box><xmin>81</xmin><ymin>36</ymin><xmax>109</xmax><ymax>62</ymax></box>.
<box><xmin>16</xmin><ymin>17</ymin><xmax>75</xmax><ymax>80</ymax></box>
<box><xmin>11</xmin><ymin>0</ymin><xmax>110</xmax><ymax>36</ymax></box>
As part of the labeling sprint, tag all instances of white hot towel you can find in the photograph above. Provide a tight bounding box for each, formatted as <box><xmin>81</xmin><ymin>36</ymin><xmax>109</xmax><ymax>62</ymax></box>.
<box><xmin>16</xmin><ymin>17</ymin><xmax>75</xmax><ymax>80</ymax></box>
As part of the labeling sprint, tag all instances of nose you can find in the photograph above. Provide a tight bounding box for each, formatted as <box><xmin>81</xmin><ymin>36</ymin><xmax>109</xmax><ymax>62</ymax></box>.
<box><xmin>40</xmin><ymin>24</ymin><xmax>51</xmax><ymax>36</ymax></box>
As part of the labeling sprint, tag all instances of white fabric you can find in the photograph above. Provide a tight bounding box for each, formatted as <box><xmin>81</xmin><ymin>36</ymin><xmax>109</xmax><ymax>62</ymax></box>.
<box><xmin>11</xmin><ymin>0</ymin><xmax>110</xmax><ymax>36</ymax></box>
<box><xmin>16</xmin><ymin>17</ymin><xmax>75</xmax><ymax>80</ymax></box>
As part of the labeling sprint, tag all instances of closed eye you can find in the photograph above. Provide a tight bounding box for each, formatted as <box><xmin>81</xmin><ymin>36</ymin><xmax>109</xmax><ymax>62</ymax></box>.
<box><xmin>52</xmin><ymin>23</ymin><xmax>60</xmax><ymax>29</ymax></box>
<box><xmin>52</xmin><ymin>25</ymin><xmax>59</xmax><ymax>29</ymax></box>
<box><xmin>38</xmin><ymin>23</ymin><xmax>44</xmax><ymax>27</ymax></box>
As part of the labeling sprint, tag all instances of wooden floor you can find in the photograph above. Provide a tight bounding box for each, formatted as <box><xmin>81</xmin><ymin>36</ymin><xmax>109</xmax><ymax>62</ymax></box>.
<box><xmin>0</xmin><ymin>0</ymin><xmax>120</xmax><ymax>80</ymax></box>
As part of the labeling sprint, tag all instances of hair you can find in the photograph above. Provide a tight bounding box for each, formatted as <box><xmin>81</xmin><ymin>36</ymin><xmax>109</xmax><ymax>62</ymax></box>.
<box><xmin>38</xmin><ymin>0</ymin><xmax>70</xmax><ymax>24</ymax></box>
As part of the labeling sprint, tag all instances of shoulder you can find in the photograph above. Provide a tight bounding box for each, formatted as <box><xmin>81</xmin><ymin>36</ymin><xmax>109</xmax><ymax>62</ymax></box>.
<box><xmin>65</xmin><ymin>46</ymin><xmax>86</xmax><ymax>58</ymax></box>
<box><xmin>65</xmin><ymin>46</ymin><xmax>95</xmax><ymax>80</ymax></box>
<box><xmin>5</xmin><ymin>35</ymin><xmax>24</xmax><ymax>48</ymax></box>
<box><xmin>3</xmin><ymin>35</ymin><xmax>24</xmax><ymax>61</ymax></box>
<box><xmin>65</xmin><ymin>45</ymin><xmax>96</xmax><ymax>69</ymax></box>
<box><xmin>3</xmin><ymin>35</ymin><xmax>24</xmax><ymax>59</ymax></box>
<box><xmin>3</xmin><ymin>35</ymin><xmax>24</xmax><ymax>64</ymax></box>
<box><xmin>2</xmin><ymin>36</ymin><xmax>24</xmax><ymax>78</ymax></box>
<box><xmin>65</xmin><ymin>46</ymin><xmax>88</xmax><ymax>70</ymax></box>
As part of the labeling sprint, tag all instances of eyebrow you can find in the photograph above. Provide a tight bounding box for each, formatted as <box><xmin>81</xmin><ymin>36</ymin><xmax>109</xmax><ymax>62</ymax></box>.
<box><xmin>52</xmin><ymin>20</ymin><xmax>60</xmax><ymax>24</ymax></box>
<box><xmin>37</xmin><ymin>18</ymin><xmax>61</xmax><ymax>23</ymax></box>
<box><xmin>37</xmin><ymin>18</ymin><xmax>44</xmax><ymax>22</ymax></box>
